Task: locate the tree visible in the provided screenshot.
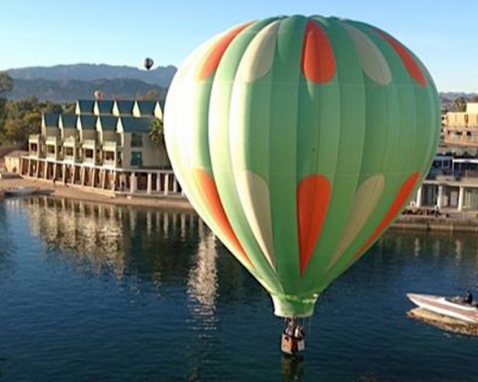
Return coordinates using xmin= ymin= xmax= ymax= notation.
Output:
xmin=0 ymin=73 xmax=13 ymax=137
xmin=141 ymin=89 xmax=160 ymax=100
xmin=0 ymin=72 xmax=13 ymax=97
xmin=63 ymin=102 xmax=76 ymax=114
xmin=1 ymin=97 xmax=44 ymax=146
xmin=453 ymin=97 xmax=467 ymax=112
xmin=44 ymin=102 xmax=63 ymax=114
xmin=149 ymin=118 xmax=170 ymax=168
xmin=149 ymin=118 xmax=164 ymax=147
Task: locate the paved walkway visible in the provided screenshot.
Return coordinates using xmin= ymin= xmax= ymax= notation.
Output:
xmin=0 ymin=177 xmax=193 ymax=211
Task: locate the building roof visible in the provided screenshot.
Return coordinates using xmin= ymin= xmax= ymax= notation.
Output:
xmin=76 ymin=100 xmax=95 ymax=114
xmin=98 ymin=115 xmax=118 ymax=131
xmin=79 ymin=115 xmax=98 ymax=130
xmin=119 ymin=116 xmax=155 ymax=133
xmin=114 ymin=100 xmax=135 ymax=115
xmin=43 ymin=113 xmax=60 ymax=128
xmin=60 ymin=114 xmax=77 ymax=129
xmin=95 ymin=100 xmax=114 ymax=114
xmin=135 ymin=100 xmax=158 ymax=117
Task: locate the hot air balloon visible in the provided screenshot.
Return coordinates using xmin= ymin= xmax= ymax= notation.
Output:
xmin=164 ymin=15 xmax=440 ymax=350
xmin=144 ymin=57 xmax=154 ymax=70
xmin=94 ymin=90 xmax=104 ymax=100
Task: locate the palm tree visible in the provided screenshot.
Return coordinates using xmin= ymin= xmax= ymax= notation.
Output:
xmin=149 ymin=118 xmax=169 ymax=168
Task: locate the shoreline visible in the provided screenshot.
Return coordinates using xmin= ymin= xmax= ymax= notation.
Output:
xmin=0 ymin=177 xmax=194 ymax=212
xmin=3 ymin=177 xmax=478 ymax=232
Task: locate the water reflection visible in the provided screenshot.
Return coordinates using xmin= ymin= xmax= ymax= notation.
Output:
xmin=0 ymin=203 xmax=14 ymax=280
xmin=188 ymin=230 xmax=218 ymax=310
xmin=383 ymin=230 xmax=477 ymax=263
xmin=23 ymin=198 xmax=128 ymax=277
xmin=414 ymin=237 xmax=421 ymax=257
xmin=281 ymin=356 xmax=305 ymax=382
xmin=17 ymin=197 xmax=478 ymax=300
xmin=20 ymin=197 xmax=203 ymax=281
xmin=188 ymin=230 xmax=218 ymax=326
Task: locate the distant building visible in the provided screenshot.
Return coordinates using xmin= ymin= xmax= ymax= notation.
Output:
xmin=21 ymin=99 xmax=181 ymax=196
xmin=4 ymin=150 xmax=28 ymax=173
xmin=412 ymin=155 xmax=478 ymax=211
xmin=443 ymin=102 xmax=478 ymax=146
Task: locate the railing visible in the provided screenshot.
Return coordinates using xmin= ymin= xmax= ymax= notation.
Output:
xmin=103 ymin=159 xmax=116 ymax=167
xmin=45 ymin=136 xmax=59 ymax=145
xmin=82 ymin=139 xmax=97 ymax=148
xmin=46 ymin=152 xmax=58 ymax=159
xmin=63 ymin=136 xmax=78 ymax=146
xmin=103 ymin=140 xmax=118 ymax=150
xmin=63 ymin=155 xmax=77 ymax=163
xmin=29 ymin=134 xmax=41 ymax=143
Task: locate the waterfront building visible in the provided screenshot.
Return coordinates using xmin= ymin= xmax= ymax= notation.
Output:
xmin=21 ymin=99 xmax=180 ymax=196
xmin=443 ymin=102 xmax=478 ymax=146
xmin=10 ymin=97 xmax=478 ymax=210
xmin=413 ymin=155 xmax=478 ymax=212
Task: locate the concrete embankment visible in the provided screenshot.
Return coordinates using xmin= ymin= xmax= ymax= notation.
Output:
xmin=0 ymin=177 xmax=193 ymax=211
xmin=394 ymin=215 xmax=478 ymax=233
xmin=3 ymin=177 xmax=478 ymax=232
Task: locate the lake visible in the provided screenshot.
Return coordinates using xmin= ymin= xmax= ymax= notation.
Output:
xmin=0 ymin=197 xmax=477 ymax=381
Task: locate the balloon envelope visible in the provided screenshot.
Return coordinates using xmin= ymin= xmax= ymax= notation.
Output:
xmin=94 ymin=90 xmax=104 ymax=100
xmin=164 ymin=15 xmax=440 ymax=317
xmin=144 ymin=58 xmax=154 ymax=70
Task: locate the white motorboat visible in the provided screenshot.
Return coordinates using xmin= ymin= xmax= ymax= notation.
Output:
xmin=407 ymin=293 xmax=478 ymax=324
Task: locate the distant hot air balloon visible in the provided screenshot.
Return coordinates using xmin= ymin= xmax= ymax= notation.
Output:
xmin=144 ymin=57 xmax=154 ymax=70
xmin=164 ymin=15 xmax=440 ymax=343
xmin=94 ymin=90 xmax=104 ymax=100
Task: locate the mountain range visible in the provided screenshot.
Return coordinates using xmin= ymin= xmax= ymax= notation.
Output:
xmin=3 ymin=63 xmax=477 ymax=105
xmin=6 ymin=64 xmax=177 ymax=103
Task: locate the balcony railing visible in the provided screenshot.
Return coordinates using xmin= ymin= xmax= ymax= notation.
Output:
xmin=45 ymin=136 xmax=59 ymax=145
xmin=63 ymin=154 xmax=78 ymax=163
xmin=103 ymin=140 xmax=120 ymax=150
xmin=29 ymin=134 xmax=41 ymax=143
xmin=46 ymin=151 xmax=59 ymax=160
xmin=63 ymin=136 xmax=78 ymax=146
xmin=82 ymin=139 xmax=97 ymax=148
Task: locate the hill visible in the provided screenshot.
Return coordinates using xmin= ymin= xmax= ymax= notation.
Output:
xmin=4 ymin=64 xmax=478 ymax=106
xmin=8 ymin=78 xmax=167 ymax=103
xmin=5 ymin=63 xmax=176 ymax=103
xmin=7 ymin=63 xmax=176 ymax=87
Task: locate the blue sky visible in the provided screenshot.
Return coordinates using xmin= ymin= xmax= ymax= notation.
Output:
xmin=0 ymin=0 xmax=476 ymax=92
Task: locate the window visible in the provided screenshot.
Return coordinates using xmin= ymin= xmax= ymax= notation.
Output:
xmin=105 ymin=151 xmax=115 ymax=161
xmin=131 ymin=151 xmax=143 ymax=166
xmin=131 ymin=133 xmax=143 ymax=147
xmin=65 ymin=147 xmax=74 ymax=156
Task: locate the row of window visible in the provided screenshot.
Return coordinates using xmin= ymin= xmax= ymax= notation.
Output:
xmin=30 ymin=144 xmax=143 ymax=167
